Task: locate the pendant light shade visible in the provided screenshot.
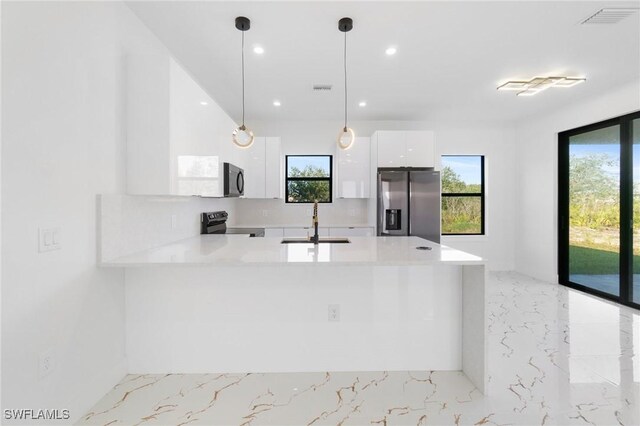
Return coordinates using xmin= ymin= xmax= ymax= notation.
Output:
xmin=337 ymin=17 xmax=355 ymax=150
xmin=232 ymin=16 xmax=255 ymax=149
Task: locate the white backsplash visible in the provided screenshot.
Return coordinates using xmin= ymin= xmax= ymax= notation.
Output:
xmin=98 ymin=194 xmax=237 ymax=262
xmin=234 ymin=198 xmax=370 ymax=227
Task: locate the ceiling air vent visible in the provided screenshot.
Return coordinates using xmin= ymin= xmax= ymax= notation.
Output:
xmin=580 ymin=8 xmax=638 ymax=24
xmin=313 ymin=84 xmax=333 ymax=92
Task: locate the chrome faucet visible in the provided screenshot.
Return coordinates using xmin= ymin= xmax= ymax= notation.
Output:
xmin=310 ymin=200 xmax=319 ymax=244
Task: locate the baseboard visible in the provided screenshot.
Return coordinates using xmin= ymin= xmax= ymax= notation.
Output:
xmin=64 ymin=358 xmax=127 ymax=424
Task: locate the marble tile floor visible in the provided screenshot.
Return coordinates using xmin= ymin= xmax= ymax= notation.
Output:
xmin=79 ymin=272 xmax=639 ymax=426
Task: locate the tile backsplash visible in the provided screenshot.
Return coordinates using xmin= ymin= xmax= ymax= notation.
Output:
xmin=233 ymin=198 xmax=370 ymax=226
xmin=98 ymin=194 xmax=236 ymax=262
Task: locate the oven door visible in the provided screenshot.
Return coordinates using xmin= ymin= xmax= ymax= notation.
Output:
xmin=223 ymin=163 xmax=244 ymax=197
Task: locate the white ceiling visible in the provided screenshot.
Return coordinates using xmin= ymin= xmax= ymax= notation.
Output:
xmin=126 ymin=1 xmax=640 ymax=123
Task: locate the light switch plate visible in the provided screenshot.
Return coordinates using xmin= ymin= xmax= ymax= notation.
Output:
xmin=38 ymin=347 xmax=56 ymax=378
xmin=39 ymin=228 xmax=61 ymax=252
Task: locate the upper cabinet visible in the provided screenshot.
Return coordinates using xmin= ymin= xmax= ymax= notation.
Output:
xmin=374 ymin=130 xmax=435 ymax=168
xmin=126 ymin=57 xmax=238 ymax=197
xmin=237 ymin=136 xmax=283 ymax=199
xmin=336 ymin=136 xmax=370 ymax=198
xmin=265 ymin=137 xmax=283 ymax=199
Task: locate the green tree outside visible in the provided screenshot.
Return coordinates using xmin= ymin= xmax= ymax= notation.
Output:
xmin=287 ymin=165 xmax=331 ymax=203
xmin=441 ymin=166 xmax=482 ymax=234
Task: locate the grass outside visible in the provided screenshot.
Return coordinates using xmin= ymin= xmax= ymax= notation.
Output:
xmin=569 ymin=245 xmax=640 ymax=275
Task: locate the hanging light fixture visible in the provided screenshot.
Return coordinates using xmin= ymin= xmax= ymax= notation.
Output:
xmin=337 ymin=17 xmax=355 ymax=150
xmin=232 ymin=16 xmax=255 ymax=149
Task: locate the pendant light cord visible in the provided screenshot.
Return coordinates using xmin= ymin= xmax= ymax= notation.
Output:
xmin=241 ymin=30 xmax=246 ymax=127
xmin=343 ymin=31 xmax=348 ymax=130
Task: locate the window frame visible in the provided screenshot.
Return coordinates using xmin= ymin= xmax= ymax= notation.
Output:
xmin=558 ymin=110 xmax=640 ymax=310
xmin=285 ymin=155 xmax=333 ymax=204
xmin=441 ymin=155 xmax=485 ymax=236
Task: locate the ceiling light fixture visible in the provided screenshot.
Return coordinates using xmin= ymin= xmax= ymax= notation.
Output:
xmin=385 ymin=47 xmax=397 ymax=56
xmin=358 ymin=101 xmax=367 ymax=107
xmin=497 ymin=76 xmax=586 ymax=97
xmin=200 ymin=101 xmax=209 ymax=106
xmin=337 ymin=17 xmax=355 ymax=150
xmin=232 ymin=16 xmax=255 ymax=149
xmin=253 ymin=46 xmax=264 ymax=54
xmin=273 ymin=100 xmax=281 ymax=107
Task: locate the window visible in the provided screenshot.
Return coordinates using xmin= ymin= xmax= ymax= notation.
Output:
xmin=285 ymin=155 xmax=333 ymax=203
xmin=441 ymin=155 xmax=485 ymax=235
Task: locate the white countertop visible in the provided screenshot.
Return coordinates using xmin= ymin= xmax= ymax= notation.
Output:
xmin=101 ymin=235 xmax=484 ymax=267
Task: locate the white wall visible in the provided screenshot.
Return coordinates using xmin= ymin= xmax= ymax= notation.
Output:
xmin=0 ymin=2 xmax=188 ymax=423
xmin=514 ymin=80 xmax=640 ymax=283
xmin=247 ymin=120 xmax=517 ymax=271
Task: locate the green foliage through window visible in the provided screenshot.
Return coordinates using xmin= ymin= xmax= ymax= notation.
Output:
xmin=441 ymin=156 xmax=484 ymax=235
xmin=286 ymin=156 xmax=332 ymax=203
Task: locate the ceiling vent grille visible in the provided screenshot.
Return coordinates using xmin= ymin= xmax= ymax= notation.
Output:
xmin=313 ymin=84 xmax=333 ymax=91
xmin=580 ymin=8 xmax=638 ymax=24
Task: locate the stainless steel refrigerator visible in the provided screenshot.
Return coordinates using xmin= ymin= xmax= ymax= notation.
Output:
xmin=377 ymin=169 xmax=441 ymax=243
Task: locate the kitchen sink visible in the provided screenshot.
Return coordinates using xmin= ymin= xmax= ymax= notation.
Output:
xmin=281 ymin=237 xmax=351 ymax=244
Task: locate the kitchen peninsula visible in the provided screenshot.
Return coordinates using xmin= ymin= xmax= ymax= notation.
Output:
xmin=102 ymin=235 xmax=488 ymax=394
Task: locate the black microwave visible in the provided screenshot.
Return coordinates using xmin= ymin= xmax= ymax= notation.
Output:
xmin=223 ymin=162 xmax=244 ymax=197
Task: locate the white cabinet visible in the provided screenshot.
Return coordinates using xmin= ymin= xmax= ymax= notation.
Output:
xmin=238 ymin=136 xmax=282 ymax=199
xmin=329 ymin=227 xmax=374 ymax=237
xmin=283 ymin=227 xmax=330 ymax=238
xmin=265 ymin=137 xmax=283 ymax=199
xmin=374 ymin=131 xmax=435 ymax=168
xmin=127 ymin=57 xmax=237 ymax=196
xmin=240 ymin=137 xmax=266 ymax=198
xmin=264 ymin=228 xmax=284 ymax=237
xmin=376 ymin=131 xmax=405 ymax=167
xmin=405 ymin=131 xmax=435 ymax=167
xmin=336 ymin=137 xmax=370 ymax=198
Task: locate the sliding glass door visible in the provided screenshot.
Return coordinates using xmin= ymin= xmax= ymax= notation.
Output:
xmin=559 ymin=111 xmax=640 ymax=309
xmin=634 ymin=118 xmax=640 ymax=305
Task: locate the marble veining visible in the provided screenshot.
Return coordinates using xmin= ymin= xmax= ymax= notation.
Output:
xmin=79 ymin=272 xmax=639 ymax=425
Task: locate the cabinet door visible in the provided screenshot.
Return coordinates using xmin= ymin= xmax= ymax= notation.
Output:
xmin=405 ymin=131 xmax=435 ymax=167
xmin=283 ymin=227 xmax=329 ymax=238
xmin=376 ymin=131 xmax=406 ymax=167
xmin=265 ymin=137 xmax=282 ymax=199
xmin=239 ymin=137 xmax=266 ymax=198
xmin=264 ymin=228 xmax=284 ymax=237
xmin=337 ymin=137 xmax=370 ymax=198
xmin=329 ymin=227 xmax=374 ymax=237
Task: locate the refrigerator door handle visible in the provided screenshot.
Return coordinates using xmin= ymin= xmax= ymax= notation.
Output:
xmin=377 ymin=173 xmax=383 ymax=235
xmin=408 ymin=177 xmax=412 ymax=235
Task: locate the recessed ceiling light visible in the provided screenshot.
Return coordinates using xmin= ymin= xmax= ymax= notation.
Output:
xmin=273 ymin=100 xmax=281 ymax=107
xmin=358 ymin=101 xmax=367 ymax=107
xmin=385 ymin=47 xmax=397 ymax=56
xmin=253 ymin=46 xmax=264 ymax=54
xmin=200 ymin=101 xmax=209 ymax=106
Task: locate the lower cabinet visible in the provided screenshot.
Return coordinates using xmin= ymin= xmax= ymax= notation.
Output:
xmin=329 ymin=227 xmax=374 ymax=237
xmin=263 ymin=228 xmax=284 ymax=238
xmin=263 ymin=226 xmax=374 ymax=238
xmin=283 ymin=227 xmax=330 ymax=238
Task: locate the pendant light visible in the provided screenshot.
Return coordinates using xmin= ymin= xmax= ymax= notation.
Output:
xmin=337 ymin=17 xmax=355 ymax=150
xmin=232 ymin=16 xmax=255 ymax=149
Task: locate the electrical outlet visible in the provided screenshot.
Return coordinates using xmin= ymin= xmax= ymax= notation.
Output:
xmin=39 ymin=228 xmax=61 ymax=252
xmin=328 ymin=304 xmax=340 ymax=322
xmin=171 ymin=214 xmax=177 ymax=229
xmin=348 ymin=209 xmax=356 ymax=217
xmin=38 ymin=348 xmax=56 ymax=378
xmin=262 ymin=210 xmax=269 ymax=217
